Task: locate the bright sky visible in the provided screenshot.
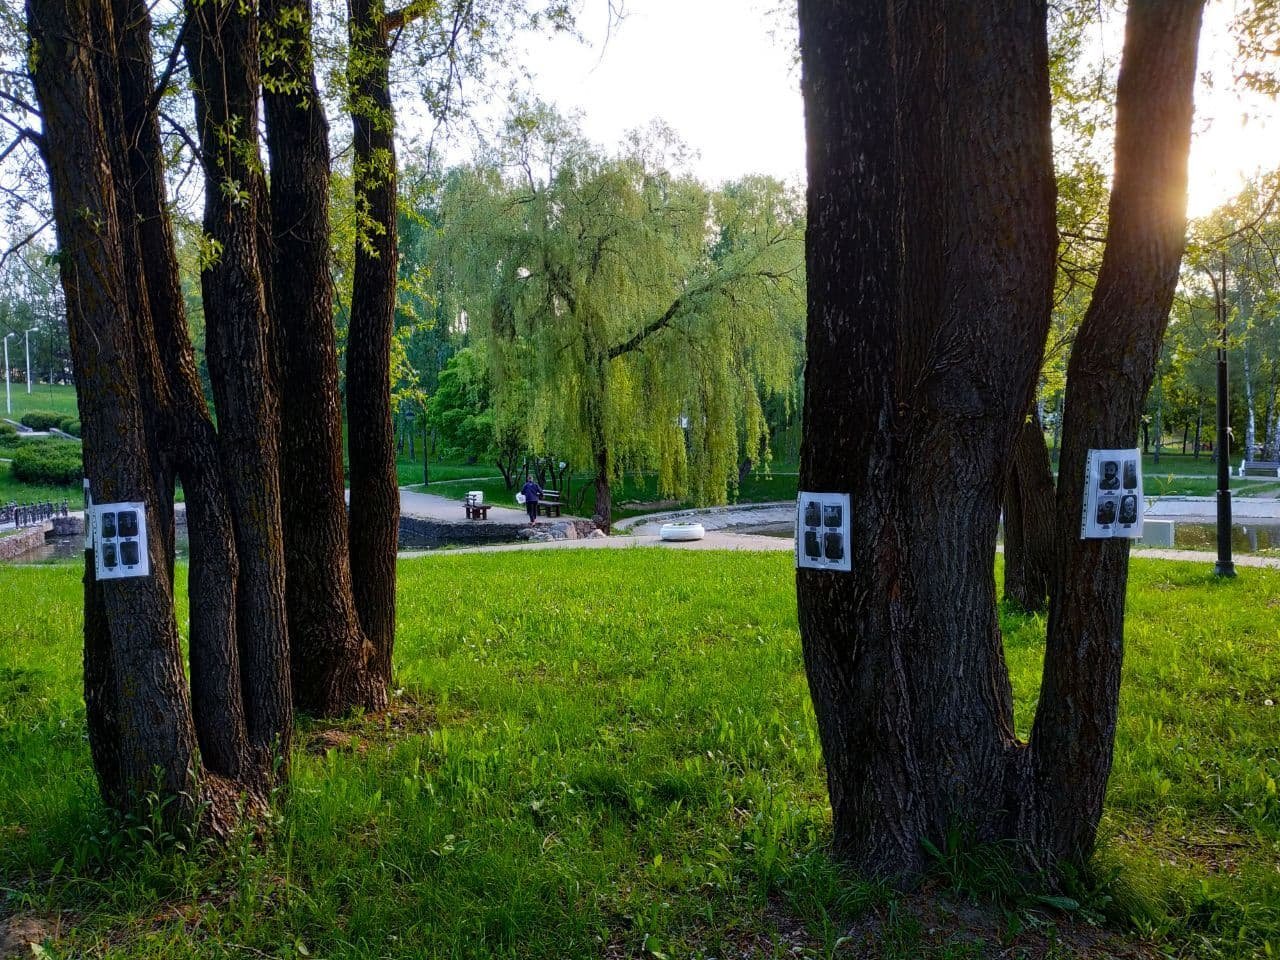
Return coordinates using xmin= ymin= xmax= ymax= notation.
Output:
xmin=498 ymin=0 xmax=1279 ymax=220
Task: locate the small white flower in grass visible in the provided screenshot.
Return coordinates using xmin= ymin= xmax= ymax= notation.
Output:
xmin=1265 ymin=699 xmax=1274 ymax=707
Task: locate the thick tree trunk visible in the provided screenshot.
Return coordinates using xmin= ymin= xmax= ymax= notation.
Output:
xmin=185 ymin=0 xmax=294 ymax=772
xmin=28 ymin=0 xmax=199 ymax=820
xmin=796 ymin=0 xmax=1055 ymax=879
xmin=1003 ymin=411 xmax=1056 ymax=613
xmin=1029 ymin=0 xmax=1204 ymax=868
xmin=593 ymin=445 xmax=612 ymax=532
xmin=346 ymin=0 xmax=398 ymax=704
xmin=111 ymin=0 xmax=251 ymax=782
xmin=262 ymin=0 xmax=379 ymax=716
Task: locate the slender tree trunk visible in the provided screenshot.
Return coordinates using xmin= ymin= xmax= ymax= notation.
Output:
xmin=1182 ymin=421 xmax=1188 ymax=455
xmin=1264 ymin=366 xmax=1280 ymax=460
xmin=1195 ymin=398 xmax=1203 ymax=458
xmin=185 ymin=0 xmax=294 ymax=772
xmin=262 ymin=0 xmax=379 ymax=716
xmin=796 ymin=0 xmax=1055 ymax=879
xmin=1153 ymin=375 xmax=1164 ymax=466
xmin=1003 ymin=410 xmax=1056 ymax=613
xmin=1243 ymin=336 xmax=1257 ymax=459
xmin=1029 ymin=0 xmax=1204 ymax=867
xmin=346 ymin=0 xmax=398 ymax=703
xmin=28 ymin=0 xmax=199 ymax=821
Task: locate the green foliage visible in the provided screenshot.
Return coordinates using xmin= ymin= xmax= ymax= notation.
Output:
xmin=18 ymin=409 xmax=62 ymax=431
xmin=0 ymin=421 xmax=14 ymax=438
xmin=10 ymin=437 xmax=83 ymax=485
xmin=58 ymin=416 xmax=80 ymax=437
xmin=1 ymin=555 xmax=1280 ymax=955
xmin=426 ymin=347 xmax=494 ymax=462
xmin=439 ymin=107 xmax=806 ymax=507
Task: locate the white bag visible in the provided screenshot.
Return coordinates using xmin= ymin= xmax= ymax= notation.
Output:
xmin=516 ymin=493 xmax=526 ymax=504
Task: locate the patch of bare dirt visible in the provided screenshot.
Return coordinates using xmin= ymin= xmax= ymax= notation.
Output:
xmin=0 ymin=915 xmax=59 ymax=959
xmin=301 ymin=694 xmax=440 ymax=757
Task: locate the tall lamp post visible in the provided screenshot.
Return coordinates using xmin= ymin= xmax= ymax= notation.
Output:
xmin=1208 ymin=252 xmax=1235 ymax=578
xmin=24 ymin=328 xmax=38 ymax=393
xmin=3 ymin=333 xmax=14 ymax=416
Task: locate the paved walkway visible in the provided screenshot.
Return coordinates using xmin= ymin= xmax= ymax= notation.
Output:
xmin=399 ymin=487 xmax=532 ymax=524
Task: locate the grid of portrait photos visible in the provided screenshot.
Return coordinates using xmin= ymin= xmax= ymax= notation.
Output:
xmin=1080 ymin=448 xmax=1143 ymax=539
xmin=796 ymin=492 xmax=852 ymax=571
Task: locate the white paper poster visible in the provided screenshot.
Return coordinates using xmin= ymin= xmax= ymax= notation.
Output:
xmin=93 ymin=502 xmax=151 ymax=580
xmin=796 ymin=492 xmax=852 ymax=571
xmin=1080 ymin=449 xmax=1143 ymax=539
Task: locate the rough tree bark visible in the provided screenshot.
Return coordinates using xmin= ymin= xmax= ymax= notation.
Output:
xmin=112 ymin=0 xmax=250 ymax=783
xmin=1003 ymin=410 xmax=1056 ymax=613
xmin=185 ymin=0 xmax=294 ymax=770
xmin=261 ymin=0 xmax=381 ymax=716
xmin=346 ymin=0 xmax=399 ymax=702
xmin=1029 ymin=0 xmax=1204 ymax=868
xmin=796 ymin=0 xmax=1203 ymax=881
xmin=28 ymin=0 xmax=200 ymax=822
xmin=795 ymin=0 xmax=1056 ymax=879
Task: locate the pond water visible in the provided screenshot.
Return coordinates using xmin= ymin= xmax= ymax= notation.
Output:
xmin=723 ymin=520 xmax=1280 ymax=554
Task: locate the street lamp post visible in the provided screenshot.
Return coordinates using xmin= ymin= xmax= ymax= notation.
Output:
xmin=24 ymin=328 xmax=37 ymax=394
xmin=3 ymin=333 xmax=14 ymax=416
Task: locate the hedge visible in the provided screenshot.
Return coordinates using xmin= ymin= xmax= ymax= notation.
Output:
xmin=57 ymin=417 xmax=81 ymax=437
xmin=10 ymin=439 xmax=83 ymax=486
xmin=19 ymin=410 xmax=63 ymax=431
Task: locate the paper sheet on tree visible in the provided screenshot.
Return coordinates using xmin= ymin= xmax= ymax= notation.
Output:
xmin=1080 ymin=448 xmax=1143 ymax=539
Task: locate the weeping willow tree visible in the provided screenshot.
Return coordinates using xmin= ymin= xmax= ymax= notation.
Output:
xmin=440 ymin=112 xmax=805 ymax=528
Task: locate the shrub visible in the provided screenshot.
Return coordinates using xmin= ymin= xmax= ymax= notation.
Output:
xmin=0 ymin=421 xmax=15 ymax=438
xmin=11 ymin=439 xmax=83 ymax=486
xmin=58 ymin=417 xmax=81 ymax=437
xmin=19 ymin=410 xmax=63 ymax=431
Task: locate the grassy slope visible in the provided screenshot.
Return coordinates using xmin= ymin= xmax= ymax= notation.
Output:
xmin=1 ymin=552 xmax=1278 ymax=957
xmin=1 ymin=385 xmax=83 ymax=507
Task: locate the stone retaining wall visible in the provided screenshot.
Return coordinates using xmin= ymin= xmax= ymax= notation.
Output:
xmin=399 ymin=516 xmax=596 ymax=550
xmin=0 ymin=522 xmax=52 ymax=561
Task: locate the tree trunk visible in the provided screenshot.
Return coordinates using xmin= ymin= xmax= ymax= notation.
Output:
xmin=1243 ymin=336 xmax=1257 ymax=459
xmin=28 ymin=0 xmax=200 ymax=822
xmin=1265 ymin=367 xmax=1280 ymax=460
xmin=346 ymin=0 xmax=398 ymax=704
xmin=111 ymin=0 xmax=251 ymax=783
xmin=796 ymin=0 xmax=1056 ymax=879
xmin=1003 ymin=411 xmax=1056 ymax=613
xmin=1195 ymin=398 xmax=1203 ymax=458
xmin=593 ymin=444 xmax=612 ymax=532
xmin=1153 ymin=375 xmax=1164 ymax=465
xmin=1029 ymin=0 xmax=1203 ymax=868
xmin=1182 ymin=421 xmax=1188 ymax=455
xmin=185 ymin=0 xmax=294 ymax=772
xmin=261 ymin=0 xmax=379 ymax=716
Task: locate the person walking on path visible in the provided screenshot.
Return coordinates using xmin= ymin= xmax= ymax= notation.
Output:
xmin=520 ymin=476 xmax=542 ymax=525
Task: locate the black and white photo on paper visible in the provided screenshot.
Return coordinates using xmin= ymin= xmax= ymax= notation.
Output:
xmin=1119 ymin=494 xmax=1138 ymax=525
xmin=1080 ymin=448 xmax=1144 ymax=540
xmin=1100 ymin=460 xmax=1120 ymax=490
xmin=797 ymin=492 xmax=852 ymax=572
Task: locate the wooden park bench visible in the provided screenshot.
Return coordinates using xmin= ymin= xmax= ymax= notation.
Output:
xmin=537 ymin=490 xmax=563 ymax=518
xmin=1238 ymin=459 xmax=1280 ymax=478
xmin=464 ymin=493 xmax=491 ymax=520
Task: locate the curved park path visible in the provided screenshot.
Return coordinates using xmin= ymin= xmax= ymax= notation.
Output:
xmin=398 ymin=491 xmax=1280 ymax=568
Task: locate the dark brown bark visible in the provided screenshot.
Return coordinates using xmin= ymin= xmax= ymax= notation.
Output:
xmin=347 ymin=0 xmax=399 ymax=702
xmin=185 ymin=0 xmax=294 ymax=769
xmin=795 ymin=0 xmax=1056 ymax=879
xmin=109 ymin=0 xmax=252 ymax=781
xmin=1002 ymin=411 xmax=1056 ymax=613
xmin=1029 ymin=0 xmax=1204 ymax=868
xmin=262 ymin=0 xmax=379 ymax=716
xmin=28 ymin=0 xmax=199 ymax=818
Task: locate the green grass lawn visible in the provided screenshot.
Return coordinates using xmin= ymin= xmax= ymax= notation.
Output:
xmin=0 ymin=383 xmax=78 ymax=424
xmin=1 ymin=552 xmax=1278 ymax=957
